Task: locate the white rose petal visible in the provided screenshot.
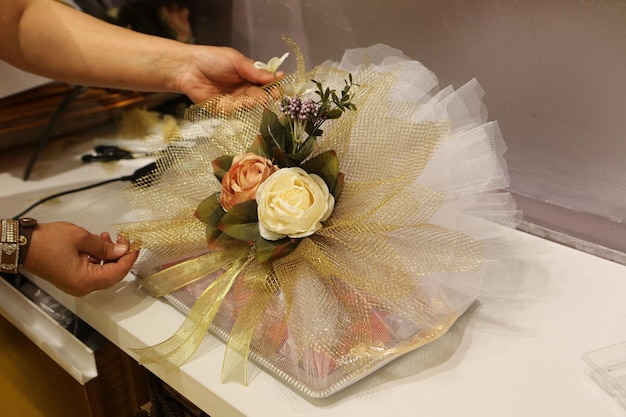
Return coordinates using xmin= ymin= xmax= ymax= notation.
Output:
xmin=256 ymin=167 xmax=335 ymax=241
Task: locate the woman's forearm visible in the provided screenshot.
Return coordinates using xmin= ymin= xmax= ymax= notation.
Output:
xmin=1 ymin=0 xmax=189 ymax=93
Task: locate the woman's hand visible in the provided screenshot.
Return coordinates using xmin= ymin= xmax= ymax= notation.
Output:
xmin=177 ymin=45 xmax=281 ymax=103
xmin=23 ymin=222 xmax=139 ymax=296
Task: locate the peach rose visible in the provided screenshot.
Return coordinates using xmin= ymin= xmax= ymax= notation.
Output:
xmin=220 ymin=153 xmax=277 ymax=211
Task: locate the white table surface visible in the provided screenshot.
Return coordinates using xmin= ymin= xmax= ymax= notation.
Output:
xmin=1 ymin=133 xmax=625 ymax=416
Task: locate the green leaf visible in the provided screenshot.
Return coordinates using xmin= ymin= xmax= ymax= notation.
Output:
xmin=206 ymin=223 xmax=232 ymax=250
xmin=195 ymin=193 xmax=225 ymax=225
xmin=220 ymin=222 xmax=261 ymax=243
xmin=220 ymin=200 xmax=260 ymax=242
xmin=299 ymin=136 xmax=316 ymax=154
xmin=256 ymin=237 xmax=300 ymax=264
xmin=221 ymin=199 xmax=258 ymax=223
xmin=308 ymin=128 xmax=323 ymax=137
xmin=286 ymin=137 xmax=315 ymax=164
xmin=304 ymin=121 xmax=320 ymax=137
xmin=301 ymin=150 xmax=339 ymax=191
xmin=212 ymin=155 xmax=233 ymax=182
xmin=260 ymin=109 xmax=288 ymax=150
xmin=331 ymin=172 xmax=345 ymax=201
xmin=326 ymin=108 xmax=343 ymax=119
xmin=195 ymin=193 xmax=231 ymax=249
xmin=247 ymin=133 xmax=270 ymax=158
xmin=323 ymin=88 xmax=331 ymax=101
xmin=272 ymin=146 xmax=289 ymax=168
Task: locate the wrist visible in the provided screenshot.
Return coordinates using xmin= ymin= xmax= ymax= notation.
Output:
xmin=168 ymin=43 xmax=196 ymax=96
xmin=1 ymin=218 xmax=38 ymax=274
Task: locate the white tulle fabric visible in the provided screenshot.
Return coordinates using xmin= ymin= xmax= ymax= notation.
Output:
xmin=329 ymin=44 xmax=520 ymax=305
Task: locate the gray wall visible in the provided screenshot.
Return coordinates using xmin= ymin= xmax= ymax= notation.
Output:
xmin=207 ymin=0 xmax=626 ymax=260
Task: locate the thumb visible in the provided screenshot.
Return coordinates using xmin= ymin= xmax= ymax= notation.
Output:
xmin=78 ymin=234 xmax=129 ymax=261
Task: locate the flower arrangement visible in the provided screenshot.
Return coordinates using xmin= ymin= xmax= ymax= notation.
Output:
xmin=195 ymin=54 xmax=357 ymax=263
xmin=115 ymin=42 xmax=516 ymax=398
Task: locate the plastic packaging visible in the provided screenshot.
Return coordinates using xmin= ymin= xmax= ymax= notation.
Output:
xmin=583 ymin=341 xmax=626 ymax=410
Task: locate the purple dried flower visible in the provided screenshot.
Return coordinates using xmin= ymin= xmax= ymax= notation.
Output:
xmin=281 ymin=95 xmax=319 ymax=122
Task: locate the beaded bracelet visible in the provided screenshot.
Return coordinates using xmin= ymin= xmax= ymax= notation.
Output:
xmin=0 ymin=218 xmax=38 ymax=274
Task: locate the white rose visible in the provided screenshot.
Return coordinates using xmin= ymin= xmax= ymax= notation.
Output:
xmin=256 ymin=167 xmax=335 ymax=241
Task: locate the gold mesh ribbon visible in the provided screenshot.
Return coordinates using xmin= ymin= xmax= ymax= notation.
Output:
xmin=116 ymin=41 xmax=484 ymax=388
xmin=132 ymin=253 xmax=252 ymax=367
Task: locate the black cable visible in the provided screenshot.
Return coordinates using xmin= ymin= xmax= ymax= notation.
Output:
xmin=13 ymin=177 xmax=122 ymax=219
xmin=22 ymin=85 xmax=87 ymax=181
xmin=13 ymin=161 xmax=158 ymax=219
